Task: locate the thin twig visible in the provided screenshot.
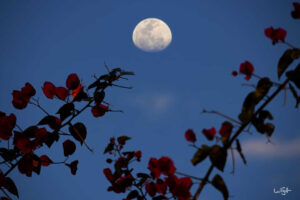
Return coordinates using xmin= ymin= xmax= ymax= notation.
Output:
xmin=202 ymin=109 xmax=241 ymax=125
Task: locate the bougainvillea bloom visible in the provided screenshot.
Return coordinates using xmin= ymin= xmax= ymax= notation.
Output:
xmin=145 ymin=182 xmax=157 ymax=197
xmin=65 ymin=160 xmax=78 ymax=175
xmin=232 ymin=71 xmax=238 ymax=77
xmin=239 ymin=61 xmax=254 ymax=81
xmin=291 ymin=2 xmax=300 ymax=19
xmin=103 ymin=168 xmax=115 ymax=183
xmin=12 ymin=83 xmax=36 ymax=109
xmin=40 ymin=155 xmax=53 ymax=167
xmin=0 ymin=112 xmax=16 ymax=140
xmin=18 ymin=155 xmax=34 ymax=177
xmin=202 ymin=127 xmax=217 ymax=140
xmin=166 ymin=175 xmax=193 ymax=200
xmin=156 ymin=179 xmax=167 ymax=194
xmin=148 ymin=158 xmax=161 ymax=178
xmin=219 ymin=121 xmax=233 ymax=138
xmin=66 ymin=73 xmax=80 ymax=90
xmin=63 ymin=140 xmax=76 ymax=157
xmin=264 ymin=27 xmax=287 ymax=44
xmin=107 ymin=174 xmax=134 ymax=193
xmin=158 ymin=156 xmax=176 ymax=176
xmin=42 ymin=82 xmax=56 ymax=99
xmin=55 ymin=87 xmax=69 ymax=101
xmin=184 ymin=129 xmax=196 ymax=142
xmin=91 ymin=104 xmax=109 ymax=117
xmin=135 ymin=150 xmax=142 ymax=161
xmin=71 ymin=84 xmax=83 ymax=98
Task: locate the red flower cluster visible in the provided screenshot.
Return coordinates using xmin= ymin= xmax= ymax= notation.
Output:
xmin=148 ymin=157 xmax=176 ymax=179
xmin=202 ymin=127 xmax=216 ymax=140
xmin=184 ymin=129 xmax=196 ymax=142
xmin=264 ymin=27 xmax=287 ymax=44
xmin=146 ymin=157 xmax=192 ymax=199
xmin=0 ymin=111 xmax=16 ymax=140
xmin=291 ymin=2 xmax=300 ymax=19
xmin=42 ymin=73 xmax=81 ymax=101
xmin=239 ymin=61 xmax=254 ymax=81
xmin=103 ymin=168 xmax=134 ymax=193
xmin=12 ymin=83 xmax=36 ymax=109
xmin=40 ymin=155 xmax=53 ymax=167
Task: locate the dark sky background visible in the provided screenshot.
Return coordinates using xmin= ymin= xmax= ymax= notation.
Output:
xmin=0 ymin=0 xmax=300 ymax=199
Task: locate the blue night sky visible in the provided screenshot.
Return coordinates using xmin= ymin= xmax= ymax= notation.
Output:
xmin=0 ymin=0 xmax=300 ymax=199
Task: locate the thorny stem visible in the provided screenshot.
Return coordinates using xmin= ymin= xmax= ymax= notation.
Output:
xmin=192 ymin=79 xmax=289 ymax=200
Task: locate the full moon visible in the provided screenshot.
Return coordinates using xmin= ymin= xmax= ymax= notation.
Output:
xmin=132 ymin=18 xmax=172 ymax=52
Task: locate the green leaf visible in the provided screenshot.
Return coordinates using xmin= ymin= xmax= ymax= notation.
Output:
xmin=211 ymin=174 xmax=229 ymax=200
xmin=278 ymin=48 xmax=300 ymax=79
xmin=191 ymin=145 xmax=211 ymax=166
xmin=209 ymin=145 xmax=227 ymax=171
xmin=69 ymin=122 xmax=87 ymax=145
xmin=236 ymin=139 xmax=247 ymax=165
xmin=289 ymin=83 xmax=300 ymax=108
xmin=3 ymin=177 xmax=19 ymax=198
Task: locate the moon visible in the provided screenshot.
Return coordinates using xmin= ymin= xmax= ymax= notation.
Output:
xmin=132 ymin=18 xmax=172 ymax=52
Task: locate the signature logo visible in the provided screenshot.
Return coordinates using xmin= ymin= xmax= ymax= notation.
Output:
xmin=273 ymin=187 xmax=292 ymax=196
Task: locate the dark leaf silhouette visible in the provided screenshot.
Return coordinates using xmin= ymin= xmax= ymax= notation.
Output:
xmin=211 ymin=174 xmax=229 ymax=200
xmin=277 ymin=48 xmax=300 ymax=79
xmin=63 ymin=140 xmax=76 ymax=157
xmin=289 ymin=83 xmax=300 ymax=108
xmin=69 ymin=122 xmax=87 ymax=145
xmin=191 ymin=145 xmax=210 ymax=166
xmin=236 ymin=139 xmax=246 ymax=165
xmin=3 ymin=177 xmax=19 ymax=198
xmin=127 ymin=190 xmax=139 ymax=199
xmin=286 ymin=63 xmax=300 ymax=88
xmin=57 ymin=103 xmax=74 ymax=121
xmin=209 ymin=145 xmax=227 ymax=171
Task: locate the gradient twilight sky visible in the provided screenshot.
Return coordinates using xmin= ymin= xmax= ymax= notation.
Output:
xmin=0 ymin=0 xmax=300 ymax=199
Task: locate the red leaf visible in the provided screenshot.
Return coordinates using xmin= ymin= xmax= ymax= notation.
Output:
xmin=42 ymin=82 xmax=56 ymax=99
xmin=264 ymin=27 xmax=287 ymax=44
xmin=63 ymin=139 xmax=76 ymax=157
xmin=66 ymin=73 xmax=80 ymax=90
xmin=0 ymin=113 xmax=16 ymax=140
xmin=219 ymin=122 xmax=233 ymax=138
xmin=103 ymin=168 xmax=115 ymax=183
xmin=291 ymin=2 xmax=300 ymax=19
xmin=158 ymin=156 xmax=176 ymax=176
xmin=145 ymin=182 xmax=157 ymax=197
xmin=21 ymin=82 xmax=36 ymax=99
xmin=55 ymin=87 xmax=69 ymax=101
xmin=91 ymin=104 xmax=109 ymax=117
xmin=12 ymin=90 xmax=28 ymax=109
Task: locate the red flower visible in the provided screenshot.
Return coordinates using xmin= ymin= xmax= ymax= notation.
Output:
xmin=0 ymin=112 xmax=16 ymax=140
xmin=65 ymin=160 xmax=78 ymax=175
xmin=156 ymin=179 xmax=167 ymax=194
xmin=11 ymin=82 xmax=36 ymax=109
xmin=291 ymin=2 xmax=300 ymax=19
xmin=63 ymin=140 xmax=76 ymax=157
xmin=40 ymin=155 xmax=52 ymax=166
xmin=91 ymin=104 xmax=109 ymax=117
xmin=55 ymin=87 xmax=69 ymax=101
xmin=145 ymin=182 xmax=157 ymax=197
xmin=148 ymin=158 xmax=161 ymax=179
xmin=42 ymin=82 xmax=56 ymax=99
xmin=239 ymin=61 xmax=254 ymax=81
xmin=13 ymin=131 xmax=33 ymax=154
xmin=264 ymin=27 xmax=287 ymax=44
xmin=158 ymin=156 xmax=176 ymax=176
xmin=166 ymin=175 xmax=192 ymax=200
xmin=135 ymin=150 xmax=142 ymax=161
xmin=232 ymin=71 xmax=238 ymax=77
xmin=107 ymin=174 xmax=134 ymax=193
xmin=219 ymin=121 xmax=233 ymax=138
xmin=103 ymin=168 xmax=115 ymax=183
xmin=184 ymin=129 xmax=196 ymax=142
xmin=202 ymin=127 xmax=216 ymax=140
xmin=21 ymin=83 xmax=36 ymax=99
xmin=18 ymin=154 xmax=34 ymax=177
xmin=66 ymin=73 xmax=80 ymax=90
